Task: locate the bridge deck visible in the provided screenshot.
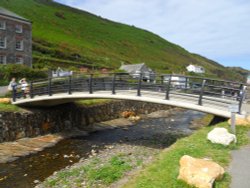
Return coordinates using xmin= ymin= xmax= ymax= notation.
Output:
xmin=13 ymin=90 xmax=241 ymax=118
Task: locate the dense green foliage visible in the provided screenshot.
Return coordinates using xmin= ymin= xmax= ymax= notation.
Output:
xmin=123 ymin=123 xmax=250 ymax=188
xmin=0 ymin=0 xmax=247 ymax=81
xmin=0 ymin=64 xmax=47 ymax=83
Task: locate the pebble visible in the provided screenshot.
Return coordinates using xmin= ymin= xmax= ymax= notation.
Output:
xmin=34 ymin=180 xmax=40 ymax=184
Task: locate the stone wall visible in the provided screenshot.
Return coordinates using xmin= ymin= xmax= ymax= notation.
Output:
xmin=0 ymin=100 xmax=171 ymax=142
xmin=0 ymin=14 xmax=32 ymax=67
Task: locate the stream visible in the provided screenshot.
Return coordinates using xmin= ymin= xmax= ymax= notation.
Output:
xmin=0 ymin=109 xmax=205 ymax=188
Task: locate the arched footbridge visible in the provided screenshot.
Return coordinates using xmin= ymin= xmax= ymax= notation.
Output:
xmin=12 ymin=73 xmax=248 ymax=118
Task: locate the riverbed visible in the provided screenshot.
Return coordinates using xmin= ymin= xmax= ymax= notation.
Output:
xmin=0 ymin=109 xmax=205 ymax=188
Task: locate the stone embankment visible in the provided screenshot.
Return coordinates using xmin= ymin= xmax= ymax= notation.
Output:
xmin=0 ymin=100 xmax=171 ymax=163
xmin=0 ymin=100 xmax=171 ymax=143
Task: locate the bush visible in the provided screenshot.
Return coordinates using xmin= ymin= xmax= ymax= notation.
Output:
xmin=0 ymin=64 xmax=48 ymax=84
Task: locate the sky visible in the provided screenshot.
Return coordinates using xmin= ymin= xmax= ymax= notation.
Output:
xmin=55 ymin=0 xmax=250 ymax=70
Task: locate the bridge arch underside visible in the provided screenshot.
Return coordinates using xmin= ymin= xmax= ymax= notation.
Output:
xmin=13 ymin=90 xmax=238 ymax=118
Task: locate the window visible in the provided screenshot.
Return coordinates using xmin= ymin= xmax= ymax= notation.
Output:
xmin=0 ymin=37 xmax=6 ymax=48
xmin=15 ymin=24 xmax=23 ymax=33
xmin=16 ymin=56 xmax=24 ymax=64
xmin=0 ymin=21 xmax=6 ymax=30
xmin=0 ymin=55 xmax=6 ymax=64
xmin=16 ymin=40 xmax=23 ymax=51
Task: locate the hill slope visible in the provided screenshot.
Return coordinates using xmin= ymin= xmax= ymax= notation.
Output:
xmin=0 ymin=0 xmax=247 ymax=81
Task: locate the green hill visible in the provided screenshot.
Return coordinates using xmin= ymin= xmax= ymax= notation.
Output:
xmin=0 ymin=0 xmax=247 ymax=81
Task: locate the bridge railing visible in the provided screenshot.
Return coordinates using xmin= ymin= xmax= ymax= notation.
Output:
xmin=12 ymin=73 xmax=247 ymax=114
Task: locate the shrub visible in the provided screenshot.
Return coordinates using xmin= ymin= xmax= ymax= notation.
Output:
xmin=0 ymin=64 xmax=48 ymax=83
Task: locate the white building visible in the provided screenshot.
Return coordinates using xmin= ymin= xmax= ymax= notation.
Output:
xmin=52 ymin=67 xmax=73 ymax=78
xmin=186 ymin=64 xmax=205 ymax=74
xmin=247 ymin=74 xmax=250 ymax=84
xmin=163 ymin=75 xmax=189 ymax=89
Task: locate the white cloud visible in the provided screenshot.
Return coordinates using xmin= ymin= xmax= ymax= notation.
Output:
xmin=55 ymin=0 xmax=250 ymax=69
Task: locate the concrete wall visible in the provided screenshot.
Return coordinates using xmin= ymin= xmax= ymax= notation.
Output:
xmin=0 ymin=100 xmax=171 ymax=142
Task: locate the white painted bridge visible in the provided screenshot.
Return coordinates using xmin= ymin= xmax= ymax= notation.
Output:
xmin=12 ymin=73 xmax=248 ymax=118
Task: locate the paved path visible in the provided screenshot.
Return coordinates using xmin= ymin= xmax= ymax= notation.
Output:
xmin=228 ymin=132 xmax=250 ymax=188
xmin=0 ymin=86 xmax=7 ymax=96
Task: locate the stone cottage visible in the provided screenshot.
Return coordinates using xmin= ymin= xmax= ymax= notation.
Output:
xmin=0 ymin=7 xmax=32 ymax=67
xmin=119 ymin=63 xmax=155 ymax=82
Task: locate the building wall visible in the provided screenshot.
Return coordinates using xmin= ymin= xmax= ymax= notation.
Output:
xmin=247 ymin=75 xmax=250 ymax=85
xmin=186 ymin=65 xmax=205 ymax=73
xmin=0 ymin=15 xmax=32 ymax=67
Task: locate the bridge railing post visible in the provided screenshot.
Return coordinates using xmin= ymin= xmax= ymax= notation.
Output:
xmin=185 ymin=77 xmax=188 ymax=92
xmin=112 ymin=73 xmax=116 ymax=95
xmin=89 ymin=74 xmax=93 ymax=94
xmin=165 ymin=75 xmax=172 ymax=100
xmin=48 ymin=78 xmax=52 ymax=96
xmin=198 ymin=79 xmax=207 ymax=105
xmin=137 ymin=73 xmax=143 ymax=96
xmin=238 ymin=84 xmax=246 ymax=114
xmin=12 ymin=85 xmax=16 ymax=102
xmin=68 ymin=76 xmax=72 ymax=95
xmin=30 ymin=81 xmax=33 ymax=98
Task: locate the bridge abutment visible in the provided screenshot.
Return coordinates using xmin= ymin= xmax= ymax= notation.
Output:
xmin=0 ymin=100 xmax=172 ymax=143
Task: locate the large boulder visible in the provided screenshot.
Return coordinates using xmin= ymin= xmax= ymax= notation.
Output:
xmin=207 ymin=128 xmax=236 ymax=146
xmin=178 ymin=155 xmax=225 ymax=188
xmin=228 ymin=116 xmax=250 ymax=127
xmin=0 ymin=98 xmax=11 ymax=104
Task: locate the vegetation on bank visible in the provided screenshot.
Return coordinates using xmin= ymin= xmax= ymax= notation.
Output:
xmin=0 ymin=0 xmax=247 ymax=82
xmin=39 ymin=119 xmax=250 ymax=188
xmin=0 ymin=103 xmax=21 ymax=112
xmin=123 ymin=123 xmax=250 ymax=188
xmin=75 ymin=99 xmax=113 ymax=106
xmin=0 ymin=64 xmax=47 ymax=86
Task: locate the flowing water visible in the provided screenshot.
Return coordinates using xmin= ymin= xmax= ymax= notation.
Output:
xmin=0 ymin=110 xmax=205 ymax=188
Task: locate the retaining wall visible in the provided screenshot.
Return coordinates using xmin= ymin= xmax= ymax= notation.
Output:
xmin=0 ymin=100 xmax=171 ymax=142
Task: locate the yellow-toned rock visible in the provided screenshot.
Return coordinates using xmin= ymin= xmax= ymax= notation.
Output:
xmin=228 ymin=116 xmax=250 ymax=127
xmin=128 ymin=115 xmax=141 ymax=122
xmin=178 ymin=155 xmax=225 ymax=188
xmin=0 ymin=98 xmax=11 ymax=104
xmin=121 ymin=111 xmax=136 ymax=118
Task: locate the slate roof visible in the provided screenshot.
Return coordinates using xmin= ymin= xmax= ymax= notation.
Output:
xmin=120 ymin=63 xmax=145 ymax=74
xmin=0 ymin=7 xmax=31 ymax=23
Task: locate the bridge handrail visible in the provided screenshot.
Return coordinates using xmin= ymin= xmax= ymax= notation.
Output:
xmin=161 ymin=74 xmax=246 ymax=85
xmin=12 ymin=73 xmax=247 ymax=114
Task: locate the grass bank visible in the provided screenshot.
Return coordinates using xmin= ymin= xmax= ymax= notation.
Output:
xmin=0 ymin=103 xmax=21 ymax=112
xmin=123 ymin=122 xmax=250 ymax=188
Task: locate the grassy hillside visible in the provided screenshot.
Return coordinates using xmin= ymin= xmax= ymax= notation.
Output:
xmin=0 ymin=0 xmax=247 ymax=81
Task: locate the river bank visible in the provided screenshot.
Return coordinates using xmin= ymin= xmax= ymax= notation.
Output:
xmin=33 ymin=109 xmax=205 ymax=188
xmin=0 ymin=108 xmax=206 ymax=188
